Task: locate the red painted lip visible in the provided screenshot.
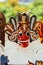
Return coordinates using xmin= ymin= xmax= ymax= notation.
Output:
xmin=19 ymin=42 xmax=29 ymax=48
xmin=18 ymin=39 xmax=30 ymax=48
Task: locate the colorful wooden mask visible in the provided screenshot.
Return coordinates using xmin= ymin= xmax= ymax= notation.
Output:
xmin=5 ymin=12 xmax=43 ymax=47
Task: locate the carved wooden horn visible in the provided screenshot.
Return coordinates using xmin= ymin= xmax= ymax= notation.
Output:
xmin=17 ymin=12 xmax=22 ymax=22
xmin=9 ymin=17 xmax=17 ymax=30
xmin=30 ymin=15 xmax=37 ymax=30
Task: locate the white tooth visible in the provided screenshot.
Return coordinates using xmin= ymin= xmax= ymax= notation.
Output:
xmin=18 ymin=40 xmax=30 ymax=43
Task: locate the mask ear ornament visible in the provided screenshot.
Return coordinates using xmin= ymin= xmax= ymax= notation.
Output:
xmin=5 ymin=17 xmax=18 ymax=42
xmin=30 ymin=30 xmax=38 ymax=42
xmin=30 ymin=15 xmax=38 ymax=42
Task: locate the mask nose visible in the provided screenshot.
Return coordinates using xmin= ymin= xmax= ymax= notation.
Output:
xmin=23 ymin=34 xmax=30 ymax=40
xmin=18 ymin=33 xmax=30 ymax=48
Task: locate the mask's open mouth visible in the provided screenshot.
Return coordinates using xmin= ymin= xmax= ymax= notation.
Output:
xmin=18 ymin=40 xmax=30 ymax=48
